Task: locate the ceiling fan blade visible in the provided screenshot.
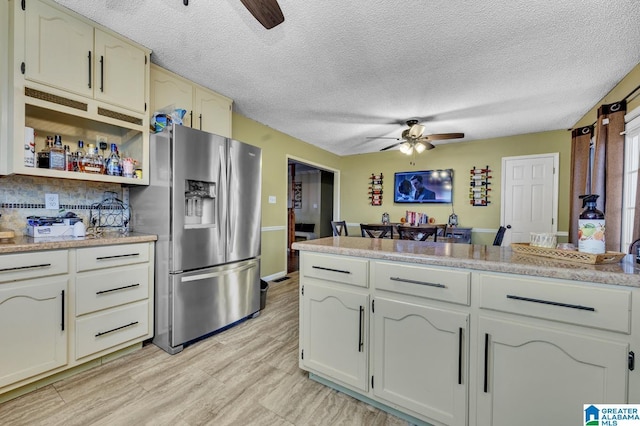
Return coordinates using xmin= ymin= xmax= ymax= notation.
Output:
xmin=366 ymin=136 xmax=402 ymax=140
xmin=423 ymin=133 xmax=465 ymax=141
xmin=239 ymin=0 xmax=284 ymax=29
xmin=380 ymin=142 xmax=403 ymax=151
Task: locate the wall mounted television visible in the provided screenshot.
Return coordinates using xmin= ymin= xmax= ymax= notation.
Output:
xmin=394 ymin=169 xmax=453 ymax=204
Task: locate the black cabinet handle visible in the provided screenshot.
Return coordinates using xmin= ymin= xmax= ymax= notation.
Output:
xmin=458 ymin=327 xmax=463 ymax=385
xmin=96 ymin=253 xmax=140 ymax=261
xmin=630 ymin=351 xmax=635 ymax=371
xmin=99 ymin=55 xmax=104 ymax=92
xmin=483 ymin=333 xmax=489 ymax=393
xmin=311 ymin=265 xmax=351 ymax=274
xmin=96 ymin=283 xmax=140 ymax=295
xmin=506 ymin=294 xmax=595 ymax=312
xmin=358 ymin=305 xmax=364 ymax=352
xmin=61 ymin=290 xmax=65 ymax=331
xmin=87 ymin=51 xmax=92 ymax=88
xmin=189 ymin=111 xmax=193 ymax=128
xmin=390 ymin=276 xmax=446 ymax=288
xmin=0 ymin=263 xmax=51 ymax=272
xmin=199 ymin=113 xmax=203 ymax=130
xmin=95 ymin=321 xmax=138 ymax=337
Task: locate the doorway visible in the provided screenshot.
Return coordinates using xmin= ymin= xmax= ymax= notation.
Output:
xmin=500 ymin=153 xmax=559 ymax=245
xmin=287 ymin=158 xmax=338 ymax=272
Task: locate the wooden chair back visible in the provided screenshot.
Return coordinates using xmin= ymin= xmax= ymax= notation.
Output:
xmin=331 ymin=220 xmax=348 ymax=236
xmin=360 ymin=224 xmax=393 ymax=239
xmin=397 ymin=226 xmax=438 ymax=241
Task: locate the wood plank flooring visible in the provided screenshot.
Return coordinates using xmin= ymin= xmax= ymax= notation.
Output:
xmin=0 ymin=273 xmax=409 ymax=426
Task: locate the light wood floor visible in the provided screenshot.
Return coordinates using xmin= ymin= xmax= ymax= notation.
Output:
xmin=1 ymin=272 xmax=409 ymax=426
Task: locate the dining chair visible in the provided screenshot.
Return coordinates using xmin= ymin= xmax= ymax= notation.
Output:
xmin=493 ymin=226 xmax=507 ymax=246
xmin=628 ymin=237 xmax=640 ymax=254
xmin=397 ymin=226 xmax=437 ymax=241
xmin=331 ymin=220 xmax=348 ymax=236
xmin=360 ymin=224 xmax=393 ymax=239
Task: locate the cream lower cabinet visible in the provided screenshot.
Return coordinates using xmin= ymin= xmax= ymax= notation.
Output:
xmin=372 ymin=298 xmax=468 ymax=426
xmin=301 ymin=282 xmax=369 ymax=391
xmin=0 ymin=250 xmax=69 ymax=388
xmin=474 ymin=272 xmax=632 ymax=426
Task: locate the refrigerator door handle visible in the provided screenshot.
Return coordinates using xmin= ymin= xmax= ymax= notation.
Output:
xmin=227 ymin=144 xmax=235 ymax=254
xmin=217 ymin=144 xmax=226 ymax=253
xmin=181 ymin=261 xmax=257 ymax=282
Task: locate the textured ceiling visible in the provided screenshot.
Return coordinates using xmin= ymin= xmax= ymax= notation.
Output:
xmin=52 ymin=0 xmax=640 ymax=156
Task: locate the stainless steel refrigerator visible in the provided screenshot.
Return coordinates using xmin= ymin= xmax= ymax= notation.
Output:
xmin=130 ymin=124 xmax=262 ymax=354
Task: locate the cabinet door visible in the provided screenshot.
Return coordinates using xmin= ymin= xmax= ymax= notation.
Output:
xmin=25 ymin=0 xmax=94 ymax=97
xmin=194 ymin=87 xmax=232 ymax=137
xmin=94 ymin=29 xmax=147 ymax=113
xmin=150 ymin=66 xmax=194 ymax=127
xmin=301 ymin=282 xmax=368 ymax=391
xmin=373 ymin=297 xmax=468 ymax=426
xmin=477 ymin=316 xmax=628 ymax=426
xmin=0 ymin=278 xmax=67 ymax=387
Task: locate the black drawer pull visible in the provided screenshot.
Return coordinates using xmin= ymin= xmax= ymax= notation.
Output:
xmin=87 ymin=51 xmax=92 ymax=88
xmin=483 ymin=333 xmax=489 ymax=393
xmin=96 ymin=283 xmax=140 ymax=295
xmin=95 ymin=321 xmax=139 ymax=337
xmin=390 ymin=276 xmax=446 ymax=288
xmin=358 ymin=305 xmax=364 ymax=352
xmin=0 ymin=263 xmax=51 ymax=273
xmin=312 ymin=265 xmax=351 ymax=274
xmin=458 ymin=327 xmax=463 ymax=385
xmin=96 ymin=253 xmax=140 ymax=261
xmin=61 ymin=290 xmax=65 ymax=331
xmin=506 ymin=294 xmax=595 ymax=311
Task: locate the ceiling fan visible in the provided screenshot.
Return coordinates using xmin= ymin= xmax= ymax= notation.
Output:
xmin=183 ymin=0 xmax=285 ymax=30
xmin=370 ymin=119 xmax=464 ymax=155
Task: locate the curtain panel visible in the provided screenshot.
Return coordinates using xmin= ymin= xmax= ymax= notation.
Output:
xmin=569 ymin=126 xmax=594 ymax=245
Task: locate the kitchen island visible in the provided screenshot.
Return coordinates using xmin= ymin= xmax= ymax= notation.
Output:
xmin=0 ymin=232 xmax=156 ymax=402
xmin=293 ymin=237 xmax=640 ymax=426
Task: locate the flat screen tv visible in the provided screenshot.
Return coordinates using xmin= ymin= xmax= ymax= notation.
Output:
xmin=394 ymin=169 xmax=453 ymax=204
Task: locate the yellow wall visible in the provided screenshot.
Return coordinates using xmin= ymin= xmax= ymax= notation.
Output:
xmin=231 ymin=114 xmax=342 ymax=277
xmin=340 ymin=130 xmax=571 ymax=245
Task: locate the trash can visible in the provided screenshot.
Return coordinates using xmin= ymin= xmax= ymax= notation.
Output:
xmin=260 ymin=279 xmax=269 ymax=310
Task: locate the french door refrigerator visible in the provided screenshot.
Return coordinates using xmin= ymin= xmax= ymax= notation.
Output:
xmin=130 ymin=124 xmax=262 ymax=354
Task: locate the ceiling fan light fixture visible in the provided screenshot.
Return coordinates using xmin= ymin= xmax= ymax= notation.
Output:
xmin=408 ymin=124 xmax=425 ymax=139
xmin=399 ymin=142 xmax=413 ymax=155
xmin=414 ymin=142 xmax=426 ymax=153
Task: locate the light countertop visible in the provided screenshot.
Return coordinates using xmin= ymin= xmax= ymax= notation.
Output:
xmin=292 ymin=237 xmax=640 ymax=287
xmin=0 ymin=232 xmax=157 ymax=254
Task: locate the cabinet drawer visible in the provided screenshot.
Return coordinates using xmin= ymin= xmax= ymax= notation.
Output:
xmin=373 ymin=261 xmax=471 ymax=305
xmin=76 ymin=243 xmax=150 ymax=272
xmin=75 ymin=300 xmax=149 ymax=359
xmin=301 ymin=252 xmax=368 ymax=287
xmin=478 ymin=273 xmax=631 ymax=333
xmin=0 ymin=250 xmax=68 ymax=283
xmin=76 ymin=264 xmax=149 ymax=315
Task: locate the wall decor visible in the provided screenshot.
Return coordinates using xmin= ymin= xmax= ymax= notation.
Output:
xmin=293 ymin=181 xmax=302 ymax=209
xmin=369 ymin=173 xmax=383 ymax=206
xmin=470 ymin=166 xmax=491 ymax=206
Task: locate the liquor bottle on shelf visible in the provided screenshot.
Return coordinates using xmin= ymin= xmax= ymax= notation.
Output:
xmin=65 ymin=145 xmax=73 ymax=171
xmin=81 ymin=144 xmax=104 ymax=174
xmin=37 ymin=136 xmax=53 ymax=168
xmin=73 ymin=140 xmax=85 ymax=172
xmin=49 ymin=135 xmax=66 ymax=171
xmin=106 ymin=143 xmax=122 ymax=176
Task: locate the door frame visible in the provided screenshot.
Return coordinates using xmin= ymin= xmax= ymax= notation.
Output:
xmin=500 ymin=152 xmax=559 ymax=245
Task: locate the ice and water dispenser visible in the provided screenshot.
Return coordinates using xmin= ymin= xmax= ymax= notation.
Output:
xmin=184 ymin=180 xmax=216 ymax=226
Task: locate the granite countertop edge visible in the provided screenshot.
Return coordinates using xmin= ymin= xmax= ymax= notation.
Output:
xmin=292 ymin=237 xmax=640 ymax=288
xmin=0 ymin=232 xmax=158 ymax=253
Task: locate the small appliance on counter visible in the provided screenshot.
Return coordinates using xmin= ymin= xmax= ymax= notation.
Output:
xmin=26 ymin=215 xmax=83 ymax=238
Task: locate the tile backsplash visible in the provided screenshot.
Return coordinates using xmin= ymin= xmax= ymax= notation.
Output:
xmin=0 ymin=175 xmax=125 ymax=235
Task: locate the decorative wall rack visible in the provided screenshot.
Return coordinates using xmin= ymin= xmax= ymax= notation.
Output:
xmin=369 ymin=173 xmax=383 ymax=206
xmin=470 ymin=166 xmax=491 ymax=206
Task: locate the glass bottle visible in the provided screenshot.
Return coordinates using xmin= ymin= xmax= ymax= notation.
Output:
xmin=37 ymin=136 xmax=53 ymax=168
xmin=81 ymin=144 xmax=103 ymax=174
xmin=49 ymin=135 xmax=66 ymax=170
xmin=106 ymin=143 xmax=122 ymax=176
xmin=74 ymin=140 xmax=85 ymax=172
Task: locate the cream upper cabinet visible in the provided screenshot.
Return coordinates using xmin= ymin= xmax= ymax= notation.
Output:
xmin=25 ymin=1 xmax=147 ymax=114
xmin=24 ymin=0 xmax=93 ymax=99
xmin=150 ymin=65 xmax=194 ymax=127
xmin=194 ymin=86 xmax=232 ymax=136
xmin=150 ymin=64 xmax=232 ymax=138
xmin=93 ymin=29 xmax=147 ymax=113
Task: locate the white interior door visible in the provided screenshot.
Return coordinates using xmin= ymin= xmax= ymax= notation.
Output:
xmin=501 ymin=153 xmax=558 ymax=245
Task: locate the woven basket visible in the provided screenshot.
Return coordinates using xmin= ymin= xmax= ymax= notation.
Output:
xmin=510 ymin=243 xmax=626 ymax=265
